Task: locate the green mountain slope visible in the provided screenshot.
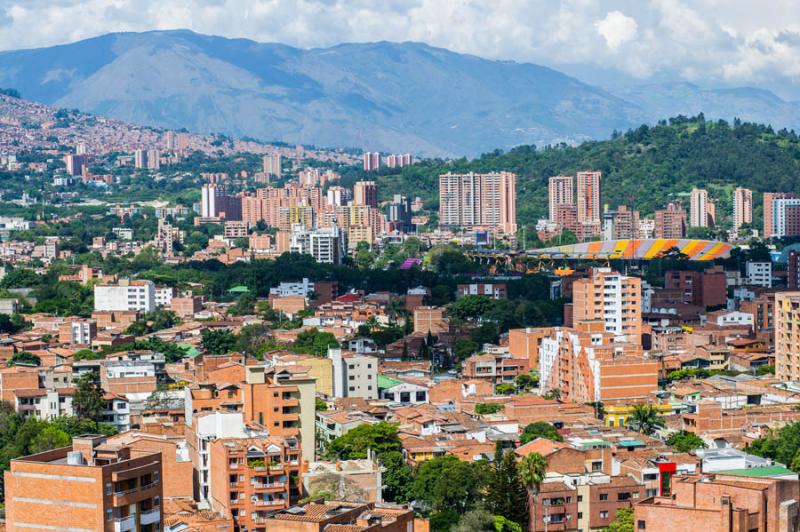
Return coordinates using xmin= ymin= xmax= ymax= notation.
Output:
xmin=362 ymin=115 xmax=800 ymax=230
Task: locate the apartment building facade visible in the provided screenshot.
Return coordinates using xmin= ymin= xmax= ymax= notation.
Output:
xmin=438 ymin=171 xmax=517 ymax=233
xmin=209 ymin=435 xmax=303 ymax=530
xmin=776 ymin=292 xmax=800 ymax=381
xmin=94 ymin=279 xmax=156 ymax=313
xmin=4 ymin=434 xmax=163 ymax=532
xmin=572 ymin=268 xmax=642 ymax=343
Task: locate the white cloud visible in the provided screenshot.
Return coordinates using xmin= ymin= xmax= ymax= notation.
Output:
xmin=595 ymin=10 xmax=638 ymax=52
xmin=0 ymin=0 xmax=798 ymax=93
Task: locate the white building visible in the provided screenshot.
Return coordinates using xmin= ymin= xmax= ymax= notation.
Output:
xmin=378 ymin=376 xmax=429 ymax=405
xmin=690 ymin=188 xmax=709 ymax=227
xmin=269 ymin=278 xmax=314 ymax=298
xmin=746 ymin=261 xmax=772 ymax=287
xmin=289 ymin=225 xmax=345 ymax=264
xmin=155 ymin=286 xmax=176 ymax=308
xmin=112 ymin=227 xmax=134 ymax=240
xmin=14 ymin=389 xmax=74 ymax=420
xmin=329 ymin=348 xmax=378 ymax=399
xmin=706 ymin=310 xmax=754 ymax=327
xmin=94 ymin=279 xmax=156 ymax=313
xmin=103 ymin=394 xmax=131 ymax=433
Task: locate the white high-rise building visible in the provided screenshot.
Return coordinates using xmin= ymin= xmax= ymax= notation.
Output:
xmin=690 ymin=188 xmax=709 ymax=227
xmin=289 ymin=225 xmax=345 ymax=264
xmin=746 ymin=261 xmax=772 ymax=288
xmin=94 ymin=279 xmax=156 ymax=312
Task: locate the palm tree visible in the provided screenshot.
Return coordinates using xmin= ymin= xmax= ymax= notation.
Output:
xmin=627 ymin=405 xmax=665 ymax=435
xmin=519 ymin=452 xmax=547 ymax=532
xmin=364 ymin=315 xmax=379 ymax=332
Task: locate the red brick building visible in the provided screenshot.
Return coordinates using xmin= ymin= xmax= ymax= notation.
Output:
xmin=4 ymin=434 xmax=163 ymax=532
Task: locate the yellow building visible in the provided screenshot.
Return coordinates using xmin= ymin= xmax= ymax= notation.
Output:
xmin=269 ymin=353 xmax=333 ymax=397
xmin=604 ymin=403 xmax=675 ymax=428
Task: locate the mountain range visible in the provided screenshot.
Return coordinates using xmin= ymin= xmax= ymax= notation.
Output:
xmin=0 ymin=30 xmax=797 ymax=157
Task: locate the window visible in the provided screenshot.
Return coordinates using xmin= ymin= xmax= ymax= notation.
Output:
xmin=638 ymin=520 xmax=646 ymax=530
xmin=105 ymin=482 xmax=112 ymax=495
xmin=349 ymin=386 xmax=355 ymax=391
xmin=577 ymin=495 xmax=583 ymax=502
xmin=566 ymin=496 xmax=572 ymax=503
xmin=106 ymin=509 xmax=113 ymax=521
xmin=577 ymin=512 xmax=583 ymax=519
xmin=599 ymin=493 xmax=608 ymax=501
xmin=600 ymin=511 xmax=608 ymax=519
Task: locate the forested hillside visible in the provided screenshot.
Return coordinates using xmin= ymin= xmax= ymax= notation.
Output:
xmin=356 ymin=115 xmax=800 ymax=229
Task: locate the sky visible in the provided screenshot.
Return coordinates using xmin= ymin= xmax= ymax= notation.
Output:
xmin=1 ymin=0 xmax=799 ymax=98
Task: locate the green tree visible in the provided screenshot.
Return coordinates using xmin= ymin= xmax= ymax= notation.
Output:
xmin=495 ymin=383 xmax=516 ymax=395
xmin=7 ymin=351 xmax=41 ymax=367
xmin=604 ymin=507 xmax=634 ymax=532
xmin=520 ymin=422 xmax=563 ymax=444
xmin=293 ymin=329 xmax=339 ymax=357
xmin=447 ymin=295 xmax=494 ymax=321
xmin=201 ymin=329 xmax=238 ymax=355
xmin=380 ymin=450 xmax=414 ymax=503
xmin=0 ymin=314 xmax=25 ymax=334
xmin=325 ymin=422 xmax=401 ymax=460
xmin=73 ymin=349 xmax=103 ymax=361
xmin=749 ymin=422 xmax=800 ymax=470
xmin=72 ymin=373 xmax=106 ymax=422
xmin=454 ymin=338 xmax=479 ymax=359
xmin=666 ymin=431 xmax=707 ymax=453
xmin=519 ymin=452 xmax=547 ymax=532
xmin=0 ymin=268 xmax=40 ymax=288
xmin=355 ymin=241 xmax=375 ymax=269
xmin=412 ymin=455 xmax=488 ymax=516
xmin=452 ymin=509 xmax=496 ymax=532
xmin=627 ymin=405 xmax=665 ymax=436
xmin=475 ymin=403 xmax=504 ymax=415
xmin=30 ymin=426 xmax=71 ymax=454
xmin=515 ymin=372 xmax=538 ymax=392
xmin=230 ymin=293 xmax=256 ymax=315
xmin=486 ymin=449 xmax=528 ymax=528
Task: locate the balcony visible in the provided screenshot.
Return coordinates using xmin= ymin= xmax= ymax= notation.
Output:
xmin=113 ymin=515 xmax=135 ymax=532
xmin=252 ymin=499 xmax=285 ymax=508
xmin=252 ymin=481 xmax=285 ymax=490
xmin=140 ymin=508 xmax=160 ymax=526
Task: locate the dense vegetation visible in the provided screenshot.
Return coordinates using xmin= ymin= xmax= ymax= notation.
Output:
xmin=358 ymin=115 xmax=800 ymax=229
xmin=321 ymin=422 xmax=551 ymax=531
